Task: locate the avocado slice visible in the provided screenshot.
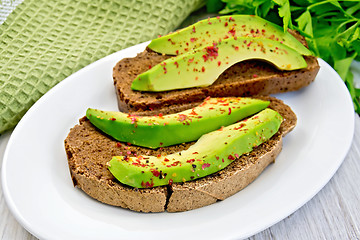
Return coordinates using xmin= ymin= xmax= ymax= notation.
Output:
xmin=148 ymin=15 xmax=312 ymax=56
xmin=131 ymin=37 xmax=307 ymax=92
xmin=86 ymin=97 xmax=269 ymax=149
xmin=108 ymin=108 xmax=283 ymax=188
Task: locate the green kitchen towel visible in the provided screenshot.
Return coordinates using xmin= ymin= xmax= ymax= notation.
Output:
xmin=0 ymin=0 xmax=204 ymax=133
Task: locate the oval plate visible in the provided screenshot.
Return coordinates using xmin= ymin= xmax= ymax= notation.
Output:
xmin=2 ymin=42 xmax=355 ymax=240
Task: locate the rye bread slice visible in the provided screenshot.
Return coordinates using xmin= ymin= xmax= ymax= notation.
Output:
xmin=113 ymin=31 xmax=319 ymax=115
xmin=64 ymin=96 xmax=296 ymax=212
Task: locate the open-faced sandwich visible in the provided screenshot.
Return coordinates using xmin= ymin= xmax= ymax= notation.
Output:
xmin=64 ymin=15 xmax=319 ymax=212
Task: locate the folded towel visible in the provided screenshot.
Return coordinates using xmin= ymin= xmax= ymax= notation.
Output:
xmin=0 ymin=0 xmax=204 ymax=133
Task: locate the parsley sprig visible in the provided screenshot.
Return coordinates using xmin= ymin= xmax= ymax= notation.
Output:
xmin=207 ymin=0 xmax=360 ymax=113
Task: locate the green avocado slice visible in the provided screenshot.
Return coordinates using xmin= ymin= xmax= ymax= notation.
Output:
xmin=86 ymin=97 xmax=269 ymax=149
xmin=148 ymin=15 xmax=312 ymax=56
xmin=131 ymin=37 xmax=307 ymax=92
xmin=108 ymin=108 xmax=283 ymax=188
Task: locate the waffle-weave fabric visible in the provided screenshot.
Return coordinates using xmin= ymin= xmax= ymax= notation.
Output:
xmin=0 ymin=0 xmax=204 ymax=133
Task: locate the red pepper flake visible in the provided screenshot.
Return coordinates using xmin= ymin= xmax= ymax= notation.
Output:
xmin=192 ymin=26 xmax=196 ymax=33
xmin=148 ymin=65 xmax=152 ymax=69
xmin=192 ymin=152 xmax=199 ymax=154
xmin=224 ymin=22 xmax=228 ymax=27
xmin=168 ymin=179 xmax=173 ymax=185
xmin=158 ymin=113 xmax=163 ymax=117
xmin=190 ymin=109 xmax=198 ymax=115
xmin=141 ymin=181 xmax=154 ymax=188
xmin=228 ymin=155 xmax=235 ymax=160
xmin=228 ymin=27 xmax=236 ymax=36
xmin=217 ymin=61 xmax=221 ymax=66
xmin=116 ymin=142 xmax=122 ymax=147
xmin=171 ymin=161 xmax=181 ymax=167
xmin=188 ymin=57 xmax=194 ymax=63
xmin=201 ymin=66 xmax=205 ymax=72
xmin=202 ymin=163 xmax=211 ymax=170
xmin=150 ymin=168 xmax=160 ymax=177
xmin=167 ymin=38 xmax=176 ymax=45
xmin=235 ymin=153 xmax=240 ymax=158
xmin=158 ymin=34 xmax=162 ymax=38
xmin=109 ymin=117 xmax=116 ymax=121
xmin=175 ymin=50 xmax=179 ymax=55
xmin=178 ymin=114 xmax=188 ymax=122
xmin=253 ymin=74 xmax=258 ymax=78
xmin=190 ymin=37 xmax=197 ymax=42
xmin=228 ymin=107 xmax=232 ymax=115
xmin=127 ymin=142 xmax=132 ymax=146
xmin=202 ymin=45 xmax=219 ymax=62
xmin=157 ymin=154 xmax=162 ymax=158
xmin=186 ymin=159 xmax=195 ymax=163
xmin=164 ymin=158 xmax=170 ymax=162
xmin=130 ymin=116 xmax=138 ymax=124
xmin=234 ymin=123 xmax=246 ymax=130
xmin=229 ymin=16 xmax=234 ymax=21
xmin=174 ymin=61 xmax=179 ymax=68
xmin=163 ymin=66 xmax=167 ymax=74
xmin=234 ymin=46 xmax=239 ymax=51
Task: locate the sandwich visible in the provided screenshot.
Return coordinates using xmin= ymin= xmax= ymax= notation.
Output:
xmin=64 ymin=15 xmax=318 ymax=212
xmin=114 ymin=15 xmax=319 ymax=115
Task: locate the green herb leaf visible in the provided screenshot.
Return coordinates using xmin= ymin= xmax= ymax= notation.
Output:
xmin=273 ymin=0 xmax=293 ymax=30
xmin=209 ymin=0 xmax=360 ymax=114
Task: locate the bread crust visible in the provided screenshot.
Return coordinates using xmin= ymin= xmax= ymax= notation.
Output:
xmin=64 ymin=97 xmax=296 ymax=212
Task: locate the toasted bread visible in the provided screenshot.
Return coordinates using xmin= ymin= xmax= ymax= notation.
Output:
xmin=113 ymin=30 xmax=319 ymax=115
xmin=64 ymin=96 xmax=296 ymax=212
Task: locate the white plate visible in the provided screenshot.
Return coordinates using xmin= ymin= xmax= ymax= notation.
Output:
xmin=2 ymin=42 xmax=355 ymax=240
